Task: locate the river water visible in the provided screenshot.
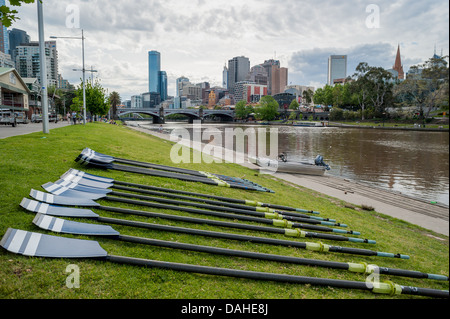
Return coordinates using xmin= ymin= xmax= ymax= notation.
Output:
xmin=139 ymin=122 xmax=449 ymax=206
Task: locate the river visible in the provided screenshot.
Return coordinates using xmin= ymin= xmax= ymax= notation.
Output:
xmin=138 ymin=122 xmax=449 ymax=207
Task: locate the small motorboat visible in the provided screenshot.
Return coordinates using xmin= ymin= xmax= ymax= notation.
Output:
xmin=255 ymin=153 xmax=331 ymax=176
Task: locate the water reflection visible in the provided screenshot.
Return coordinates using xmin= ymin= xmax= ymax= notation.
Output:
xmin=141 ymin=122 xmax=449 ymax=206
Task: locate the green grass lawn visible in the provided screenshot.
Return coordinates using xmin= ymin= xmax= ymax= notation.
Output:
xmin=0 ymin=122 xmax=448 ymax=300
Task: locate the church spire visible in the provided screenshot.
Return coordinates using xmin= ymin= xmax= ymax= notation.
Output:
xmin=393 ymin=44 xmax=405 ymax=80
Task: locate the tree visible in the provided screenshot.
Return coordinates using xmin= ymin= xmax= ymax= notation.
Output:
xmin=289 ymin=99 xmax=299 ymax=110
xmin=394 ymin=56 xmax=449 ymax=118
xmin=255 ymin=96 xmax=279 ymax=121
xmin=73 ymin=79 xmax=110 ymax=119
xmin=1 ymin=0 xmax=36 ymax=27
xmin=109 ymin=91 xmax=121 ymax=120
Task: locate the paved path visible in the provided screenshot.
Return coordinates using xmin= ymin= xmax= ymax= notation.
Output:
xmin=127 ymin=123 xmax=449 ymax=236
xmin=0 ymin=121 xmax=71 ymax=139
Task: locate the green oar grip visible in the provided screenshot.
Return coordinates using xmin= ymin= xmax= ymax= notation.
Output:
xmin=273 ymin=219 xmax=294 ymax=228
xmin=371 ymin=281 xmax=403 ymax=296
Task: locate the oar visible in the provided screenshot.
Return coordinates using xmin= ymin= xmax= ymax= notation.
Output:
xmin=53 ymin=177 xmax=332 ymax=223
xmin=76 ymin=149 xmax=275 ymax=193
xmin=28 ymin=190 xmax=373 ymax=244
xmin=20 ymin=198 xmax=408 ymax=259
xmin=42 ymin=182 xmax=350 ymax=230
xmin=60 ymin=169 xmax=321 ymax=215
xmin=32 ymin=213 xmax=449 ymax=282
xmin=2 ymin=229 xmax=447 ymax=298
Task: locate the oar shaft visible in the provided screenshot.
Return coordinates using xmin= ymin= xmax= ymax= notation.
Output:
xmin=116 ymin=235 xmax=446 ymax=281
xmin=102 ymin=197 xmax=369 ymax=243
xmin=94 ymin=215 xmax=407 ymax=259
xmin=110 ymin=185 xmax=340 ymax=225
xmin=105 ymin=255 xmax=448 ymax=298
xmin=108 ymin=190 xmax=346 ymax=229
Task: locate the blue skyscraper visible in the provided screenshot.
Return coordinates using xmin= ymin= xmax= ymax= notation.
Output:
xmin=159 ymin=71 xmax=168 ymax=101
xmin=148 ymin=50 xmax=161 ymax=93
xmin=0 ymin=0 xmax=10 ymax=54
xmin=148 ymin=50 xmax=168 ymax=102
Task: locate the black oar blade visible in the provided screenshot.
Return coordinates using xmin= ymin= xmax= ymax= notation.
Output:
xmin=33 ymin=214 xmax=120 ymax=236
xmin=29 ymin=190 xmax=99 ymax=207
xmin=20 ymin=198 xmax=99 ymax=218
xmin=0 ymin=228 xmax=108 ymax=258
xmin=42 ymin=182 xmax=106 ymax=200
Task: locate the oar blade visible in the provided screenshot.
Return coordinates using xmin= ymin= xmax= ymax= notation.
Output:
xmin=53 ymin=179 xmax=112 ymax=194
xmin=42 ymin=182 xmax=106 ymax=200
xmin=33 ymin=214 xmax=120 ymax=236
xmin=20 ymin=198 xmax=99 ymax=218
xmin=0 ymin=228 xmax=108 ymax=258
xmin=29 ymin=190 xmax=99 ymax=207
xmin=61 ymin=168 xmax=114 ymax=184
xmin=61 ymin=171 xmax=113 ymax=189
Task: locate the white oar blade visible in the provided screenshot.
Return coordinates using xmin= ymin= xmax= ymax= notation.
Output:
xmin=20 ymin=198 xmax=99 ymax=218
xmin=60 ymin=172 xmax=113 ymax=189
xmin=33 ymin=214 xmax=120 ymax=236
xmin=53 ymin=179 xmax=112 ymax=194
xmin=61 ymin=168 xmax=114 ymax=184
xmin=29 ymin=190 xmax=100 ymax=207
xmin=1 ymin=228 xmax=108 ymax=258
xmin=42 ymin=182 xmax=106 ymax=200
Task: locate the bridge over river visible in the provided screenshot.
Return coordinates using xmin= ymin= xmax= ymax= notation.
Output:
xmin=118 ymin=107 xmax=330 ymax=123
xmin=118 ymin=108 xmax=235 ymax=123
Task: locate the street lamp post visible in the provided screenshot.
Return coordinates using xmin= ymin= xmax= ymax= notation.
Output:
xmin=37 ymin=1 xmax=49 ymax=134
xmin=50 ymin=30 xmax=87 ymax=125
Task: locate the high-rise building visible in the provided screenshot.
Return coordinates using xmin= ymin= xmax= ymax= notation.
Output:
xmin=15 ymin=41 xmax=59 ymax=87
xmin=222 ymin=64 xmax=228 ymax=88
xmin=392 ymin=45 xmax=404 ymax=80
xmin=159 ymin=71 xmax=168 ymax=101
xmin=8 ymin=28 xmax=30 ymax=62
xmin=176 ymin=76 xmax=189 ymax=97
xmin=0 ymin=0 xmax=9 ymax=54
xmin=148 ymin=50 xmax=161 ymax=93
xmin=227 ymin=56 xmax=250 ymax=95
xmin=261 ymin=59 xmax=288 ymax=95
xmin=327 ymin=55 xmax=347 ymax=86
xmin=148 ymin=50 xmax=168 ymax=102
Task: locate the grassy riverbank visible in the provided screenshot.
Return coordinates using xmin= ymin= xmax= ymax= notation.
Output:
xmin=0 ymin=122 xmax=448 ymax=300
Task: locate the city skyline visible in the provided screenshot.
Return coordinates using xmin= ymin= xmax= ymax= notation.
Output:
xmin=7 ymin=0 xmax=450 ymax=100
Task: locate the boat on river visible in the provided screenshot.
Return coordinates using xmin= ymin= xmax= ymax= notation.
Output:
xmin=255 ymin=153 xmax=331 ymax=176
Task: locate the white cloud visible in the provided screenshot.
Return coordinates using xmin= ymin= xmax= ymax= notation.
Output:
xmin=9 ymin=0 xmax=449 ymax=100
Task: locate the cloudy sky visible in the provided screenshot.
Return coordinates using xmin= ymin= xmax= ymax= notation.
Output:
xmin=10 ymin=0 xmax=449 ymax=100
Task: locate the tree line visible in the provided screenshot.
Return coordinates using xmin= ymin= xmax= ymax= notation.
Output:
xmin=313 ymin=56 xmax=449 ymax=121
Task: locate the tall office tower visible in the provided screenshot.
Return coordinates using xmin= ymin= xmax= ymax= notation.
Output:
xmin=0 ymin=0 xmax=9 ymax=54
xmin=261 ymin=59 xmax=288 ymax=95
xmin=227 ymin=56 xmax=250 ymax=95
xmin=8 ymin=28 xmax=31 ymax=63
xmin=392 ymin=45 xmax=405 ymax=80
xmin=327 ymin=55 xmax=347 ymax=86
xmin=159 ymin=71 xmax=168 ymax=101
xmin=15 ymin=41 xmax=59 ymax=87
xmin=222 ymin=64 xmax=228 ymax=88
xmin=176 ymin=76 xmax=189 ymax=97
xmin=148 ymin=50 xmax=161 ymax=93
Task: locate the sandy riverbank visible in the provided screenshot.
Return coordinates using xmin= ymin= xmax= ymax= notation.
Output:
xmin=126 ymin=122 xmax=449 ymax=236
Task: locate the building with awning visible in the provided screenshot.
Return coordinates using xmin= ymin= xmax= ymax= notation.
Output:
xmin=0 ymin=67 xmax=31 ymax=112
